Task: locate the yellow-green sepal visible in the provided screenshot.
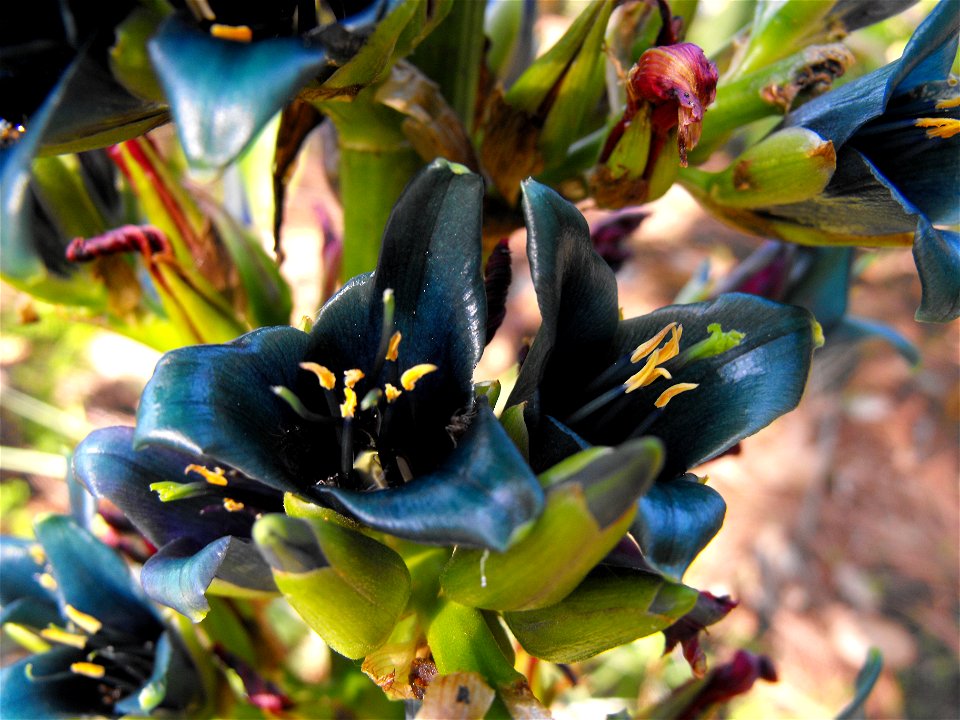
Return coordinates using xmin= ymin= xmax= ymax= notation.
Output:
xmin=253 ymin=511 xmax=411 ymax=659
xmin=440 ymin=438 xmax=662 ymax=611
xmin=503 ymin=568 xmax=698 ymax=663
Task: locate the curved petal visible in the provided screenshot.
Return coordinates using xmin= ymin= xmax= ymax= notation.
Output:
xmin=631 ymin=475 xmax=726 ymax=582
xmin=141 ymin=536 xmax=276 ymax=622
xmin=115 ymin=631 xmax=199 ymax=714
xmin=34 ymin=515 xmax=159 ymax=638
xmin=74 ymin=426 xmax=263 ymax=548
xmin=913 ymin=221 xmax=960 ymax=322
xmin=599 ymin=294 xmax=818 ymax=478
xmin=509 ymin=179 xmax=620 ymax=411
xmin=318 ymin=402 xmax=544 ymax=551
xmin=134 ymin=325 xmax=323 ymax=493
xmin=149 ymin=15 xmax=327 ymax=169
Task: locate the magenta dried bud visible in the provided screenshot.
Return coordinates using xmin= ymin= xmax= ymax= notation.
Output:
xmin=662 ymin=591 xmax=739 ymax=677
xmin=628 ymin=43 xmax=718 ymax=166
xmin=484 ymin=239 xmax=512 ymax=344
xmin=590 ymin=210 xmax=646 ymax=272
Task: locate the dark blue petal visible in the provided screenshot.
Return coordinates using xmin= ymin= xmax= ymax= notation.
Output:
xmin=0 ymin=597 xmax=62 ymax=629
xmin=850 ymin=149 xmax=960 ymax=322
xmin=34 ymin=515 xmax=159 ymax=638
xmin=509 ymin=179 xmax=620 ymax=411
xmin=134 ymin=326 xmax=319 ymax=494
xmin=74 ymin=426 xmax=263 ymax=548
xmin=831 ymin=317 xmax=920 ymax=367
xmin=318 ymin=401 xmax=544 ymax=551
xmin=601 ymin=294 xmax=818 ymax=478
xmin=631 ymin=475 xmax=726 ymax=582
xmin=149 ymin=15 xmax=327 ymax=169
xmin=913 ymin=221 xmax=960 ymax=323
xmin=0 ymin=647 xmax=101 ymax=719
xmin=141 ymin=536 xmax=276 ymax=622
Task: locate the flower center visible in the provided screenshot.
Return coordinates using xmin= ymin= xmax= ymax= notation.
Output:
xmin=273 ymin=289 xmax=440 ymax=490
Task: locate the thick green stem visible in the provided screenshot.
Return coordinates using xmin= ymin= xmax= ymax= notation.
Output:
xmin=409 ymin=0 xmax=486 ymax=132
xmin=318 ymin=92 xmax=423 ymax=280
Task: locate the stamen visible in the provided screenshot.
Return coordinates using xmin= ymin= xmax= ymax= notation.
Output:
xmin=386 ymin=332 xmax=402 ymax=362
xmin=360 ymin=388 xmax=382 ymax=411
xmin=223 ymin=498 xmax=245 ymax=512
xmin=385 ymin=384 xmax=402 ymax=403
xmin=150 ymin=481 xmax=210 ymax=502
xmin=272 ymin=386 xmax=331 ymax=422
xmin=340 ymin=387 xmax=357 ymax=419
xmin=41 ymin=626 xmax=87 ymax=649
xmin=624 ymin=350 xmax=663 ymax=393
xmin=654 ymin=383 xmax=699 ymax=408
xmin=185 ymin=464 xmax=227 ymax=486
xmin=400 ymin=364 xmax=438 ymax=391
xmin=630 ymin=323 xmax=677 ymax=362
xmin=344 ymin=369 xmax=365 ymax=389
xmin=915 ymin=117 xmax=960 ymax=139
xmin=300 ymin=362 xmax=337 ymax=390
xmin=27 ymin=544 xmax=45 ymax=564
xmin=935 ymin=95 xmax=960 ymax=110
xmin=38 ymin=573 xmax=58 ymax=591
xmin=370 ymin=289 xmax=397 ymax=383
xmin=64 ymin=605 xmax=102 ymax=635
xmin=659 ymin=325 xmax=682 ymax=362
xmin=210 ymin=23 xmax=253 ymax=42
xmin=70 ymin=662 xmax=106 ymax=679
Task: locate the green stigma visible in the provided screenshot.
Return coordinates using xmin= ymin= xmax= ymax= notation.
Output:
xmin=678 ymin=323 xmax=746 ymax=364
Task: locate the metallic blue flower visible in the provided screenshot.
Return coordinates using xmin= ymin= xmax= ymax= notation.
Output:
xmin=74 ymin=161 xmax=543 ymax=621
xmin=0 ymin=515 xmax=201 ymax=719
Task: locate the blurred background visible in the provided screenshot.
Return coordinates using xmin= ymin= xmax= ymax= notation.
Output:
xmin=1 ymin=1 xmax=957 ymax=717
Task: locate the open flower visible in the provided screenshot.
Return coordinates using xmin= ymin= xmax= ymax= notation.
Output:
xmin=0 ymin=515 xmax=201 ymax=718
xmin=503 ymin=179 xmax=818 ymax=619
xmin=74 ymin=160 xmax=543 ymax=619
xmin=507 ymin=179 xmax=821 ymax=479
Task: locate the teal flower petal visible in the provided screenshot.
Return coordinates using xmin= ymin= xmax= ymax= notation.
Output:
xmin=631 ymin=474 xmax=726 ymax=582
xmin=135 ymin=326 xmax=315 ymax=494
xmin=149 ymin=15 xmax=327 ymax=169
xmin=140 ymin=536 xmax=275 ymax=622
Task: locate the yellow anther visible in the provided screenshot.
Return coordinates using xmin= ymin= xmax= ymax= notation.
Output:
xmin=400 ymin=364 xmax=438 ymax=391
xmin=185 ymin=464 xmax=228 ymax=486
xmin=385 ymin=383 xmax=402 ymax=403
xmin=209 ymin=24 xmax=253 ymax=42
xmin=41 ymin=626 xmax=87 ymax=649
xmin=223 ymin=498 xmax=245 ymax=512
xmin=340 ymin=387 xmax=357 ymax=419
xmin=38 ymin=573 xmax=58 ymax=591
xmin=915 ymin=117 xmax=960 ymax=139
xmin=64 ymin=605 xmax=102 ymax=635
xmin=630 ymin=323 xmax=677 ymax=362
xmin=27 ymin=543 xmax=45 ymax=564
xmin=654 ymin=383 xmax=700 ymax=408
xmin=624 ymin=351 xmax=662 ymax=393
xmin=935 ymin=95 xmax=960 ymax=110
xmin=386 ymin=331 xmax=402 ymax=362
xmin=70 ymin=662 xmax=106 ymax=679
xmin=659 ymin=325 xmax=683 ymax=362
xmin=344 ymin=369 xmax=365 ymax=389
xmin=301 ymin=362 xmax=337 ymax=390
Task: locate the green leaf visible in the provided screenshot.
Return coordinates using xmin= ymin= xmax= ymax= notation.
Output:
xmin=503 ymin=568 xmax=698 ymax=662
